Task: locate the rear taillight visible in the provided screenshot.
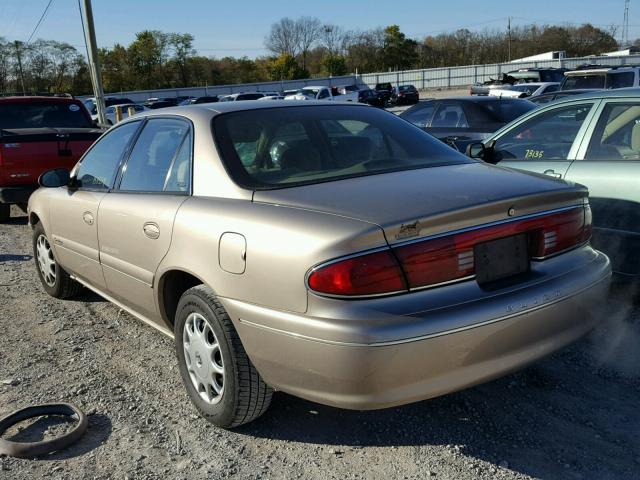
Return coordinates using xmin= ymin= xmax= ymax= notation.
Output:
xmin=307 ymin=206 xmax=591 ymax=297
xmin=307 ymin=250 xmax=406 ymax=296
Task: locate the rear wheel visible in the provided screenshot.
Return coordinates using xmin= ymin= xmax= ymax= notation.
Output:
xmin=0 ymin=204 xmax=10 ymax=223
xmin=32 ymin=223 xmax=83 ymax=299
xmin=174 ymin=285 xmax=272 ymax=428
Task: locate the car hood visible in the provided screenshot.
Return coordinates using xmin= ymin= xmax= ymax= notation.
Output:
xmin=253 ymin=162 xmax=588 ymax=244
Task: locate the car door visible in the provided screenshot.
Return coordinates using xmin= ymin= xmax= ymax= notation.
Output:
xmin=490 ymin=101 xmax=600 ymax=178
xmin=97 ymin=117 xmax=192 ymax=321
xmin=48 ymin=121 xmax=141 ymax=289
xmin=566 ymin=100 xmax=640 ymax=276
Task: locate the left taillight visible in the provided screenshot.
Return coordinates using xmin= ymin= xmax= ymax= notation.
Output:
xmin=307 ymin=250 xmax=407 ymax=297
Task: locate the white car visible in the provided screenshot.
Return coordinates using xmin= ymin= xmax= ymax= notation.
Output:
xmin=258 ymin=95 xmax=285 ymax=101
xmin=91 ymin=103 xmax=149 ymax=125
xmin=284 ymin=86 xmax=334 ymax=101
xmin=488 ymin=82 xmax=560 ymax=99
xmin=333 ymin=85 xmax=360 ymax=102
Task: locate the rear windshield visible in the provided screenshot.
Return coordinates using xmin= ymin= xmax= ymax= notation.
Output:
xmin=481 ymin=99 xmax=536 ymax=122
xmin=562 ymin=74 xmax=606 ymax=90
xmin=213 ymin=105 xmax=469 ymax=189
xmin=0 ymin=102 xmax=91 ymax=129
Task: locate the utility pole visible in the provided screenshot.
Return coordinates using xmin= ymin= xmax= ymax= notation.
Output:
xmin=507 ymin=17 xmax=512 ymax=62
xmin=623 ymin=0 xmax=630 ymax=47
xmin=80 ymin=0 xmax=106 ymax=125
xmin=13 ymin=41 xmax=26 ymax=95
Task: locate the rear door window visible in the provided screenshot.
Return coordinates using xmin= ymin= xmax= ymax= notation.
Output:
xmin=585 ymin=103 xmax=640 ymax=160
xmin=494 ymin=103 xmax=594 ymax=161
xmin=607 ymin=72 xmax=635 ymax=89
xmin=563 ymin=75 xmax=606 ymax=90
xmin=118 ymin=118 xmax=191 ymax=192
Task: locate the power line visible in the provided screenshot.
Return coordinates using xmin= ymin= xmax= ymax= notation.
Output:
xmin=26 ymin=0 xmax=55 ymax=44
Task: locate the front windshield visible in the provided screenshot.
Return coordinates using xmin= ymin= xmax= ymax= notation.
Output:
xmin=299 ymin=88 xmax=319 ymax=98
xmin=213 ymin=105 xmax=470 ymax=189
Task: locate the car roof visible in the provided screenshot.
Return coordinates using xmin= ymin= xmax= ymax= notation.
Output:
xmin=421 ymin=96 xmax=530 ymax=103
xmin=566 ymin=66 xmax=639 ymax=75
xmin=555 ymin=87 xmax=640 ymax=100
xmin=0 ymin=95 xmax=80 ymax=104
xmin=120 ymin=100 xmax=369 ymax=121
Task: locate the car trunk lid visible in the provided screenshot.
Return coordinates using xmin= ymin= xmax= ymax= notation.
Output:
xmin=253 ymin=163 xmax=588 ymax=245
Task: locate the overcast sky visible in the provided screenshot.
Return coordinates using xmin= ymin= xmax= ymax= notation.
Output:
xmin=1 ymin=0 xmax=637 ymax=58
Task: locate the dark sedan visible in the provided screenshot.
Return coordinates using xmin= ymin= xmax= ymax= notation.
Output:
xmin=179 ymin=96 xmax=219 ymax=105
xmin=395 ymin=85 xmax=419 ymax=105
xmin=399 ymin=97 xmax=536 ymax=151
xmin=357 ymin=88 xmax=385 ymax=107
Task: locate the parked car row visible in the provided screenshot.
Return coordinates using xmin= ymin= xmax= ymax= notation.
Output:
xmin=78 ymin=84 xmax=423 ymax=128
xmin=471 ymin=65 xmax=640 ymax=100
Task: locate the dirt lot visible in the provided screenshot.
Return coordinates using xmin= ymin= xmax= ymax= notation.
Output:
xmin=1 ymin=205 xmax=639 ymax=480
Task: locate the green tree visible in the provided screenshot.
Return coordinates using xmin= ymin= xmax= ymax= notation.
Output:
xmin=381 ymin=25 xmax=418 ymax=71
xmin=322 ymin=54 xmax=347 ymax=76
xmin=267 ymin=53 xmax=308 ymax=80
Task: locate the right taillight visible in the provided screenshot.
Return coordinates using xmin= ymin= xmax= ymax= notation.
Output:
xmin=307 ymin=205 xmax=592 ymax=298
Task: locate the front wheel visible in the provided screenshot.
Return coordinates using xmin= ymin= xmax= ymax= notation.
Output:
xmin=32 ymin=223 xmax=83 ymax=298
xmin=174 ymin=285 xmax=273 ymax=428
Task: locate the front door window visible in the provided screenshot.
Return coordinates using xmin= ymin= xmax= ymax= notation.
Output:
xmin=493 ymin=104 xmax=593 ymax=161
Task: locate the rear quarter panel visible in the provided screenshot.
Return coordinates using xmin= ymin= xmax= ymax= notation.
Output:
xmin=156 ymin=196 xmax=387 ymax=316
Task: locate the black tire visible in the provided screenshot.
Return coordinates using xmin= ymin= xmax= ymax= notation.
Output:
xmin=32 ymin=223 xmax=83 ymax=299
xmin=0 ymin=204 xmax=10 ymax=223
xmin=174 ymin=285 xmax=273 ymax=428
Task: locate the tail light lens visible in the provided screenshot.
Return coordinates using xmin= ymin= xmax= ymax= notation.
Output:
xmin=307 ymin=250 xmax=406 ymax=296
xmin=308 ymin=205 xmax=591 ymax=297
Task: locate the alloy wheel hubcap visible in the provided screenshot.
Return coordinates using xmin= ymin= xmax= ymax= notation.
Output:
xmin=36 ymin=235 xmax=56 ymax=287
xmin=183 ymin=313 xmax=225 ymax=404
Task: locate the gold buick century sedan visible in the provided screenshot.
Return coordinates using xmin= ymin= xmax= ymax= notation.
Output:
xmin=28 ymin=101 xmax=611 ymax=428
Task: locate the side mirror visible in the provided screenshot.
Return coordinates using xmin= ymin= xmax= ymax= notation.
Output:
xmin=38 ymin=168 xmax=71 ymax=188
xmin=466 ymin=142 xmax=485 ymax=159
xmin=466 ymin=140 xmax=497 ymax=164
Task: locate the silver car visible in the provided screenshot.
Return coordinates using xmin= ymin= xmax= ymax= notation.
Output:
xmin=28 ymin=101 xmax=611 ymax=428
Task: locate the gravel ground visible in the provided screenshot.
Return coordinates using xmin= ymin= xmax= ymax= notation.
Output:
xmin=1 ymin=205 xmax=639 ymax=480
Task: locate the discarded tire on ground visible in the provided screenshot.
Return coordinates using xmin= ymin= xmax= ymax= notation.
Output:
xmin=0 ymin=403 xmax=88 ymax=458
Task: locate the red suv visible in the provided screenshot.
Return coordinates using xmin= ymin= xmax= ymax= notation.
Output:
xmin=0 ymin=96 xmax=102 ymax=222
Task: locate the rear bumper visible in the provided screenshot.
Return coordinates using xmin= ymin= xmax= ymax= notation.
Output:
xmin=222 ymin=247 xmax=611 ymax=409
xmin=0 ymin=185 xmax=37 ymax=204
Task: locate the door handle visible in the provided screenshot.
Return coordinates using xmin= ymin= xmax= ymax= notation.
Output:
xmin=543 ymin=169 xmax=562 ymax=179
xmin=82 ymin=211 xmax=94 ymax=225
xmin=143 ymin=222 xmax=160 ymax=239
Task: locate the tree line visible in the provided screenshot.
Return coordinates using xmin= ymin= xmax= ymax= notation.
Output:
xmin=0 ymin=20 xmax=622 ymax=96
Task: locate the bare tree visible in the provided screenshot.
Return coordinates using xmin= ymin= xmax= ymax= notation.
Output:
xmin=295 ymin=17 xmax=321 ymax=70
xmin=265 ymin=17 xmax=300 ymax=57
xmin=320 ymin=24 xmax=346 ymax=56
